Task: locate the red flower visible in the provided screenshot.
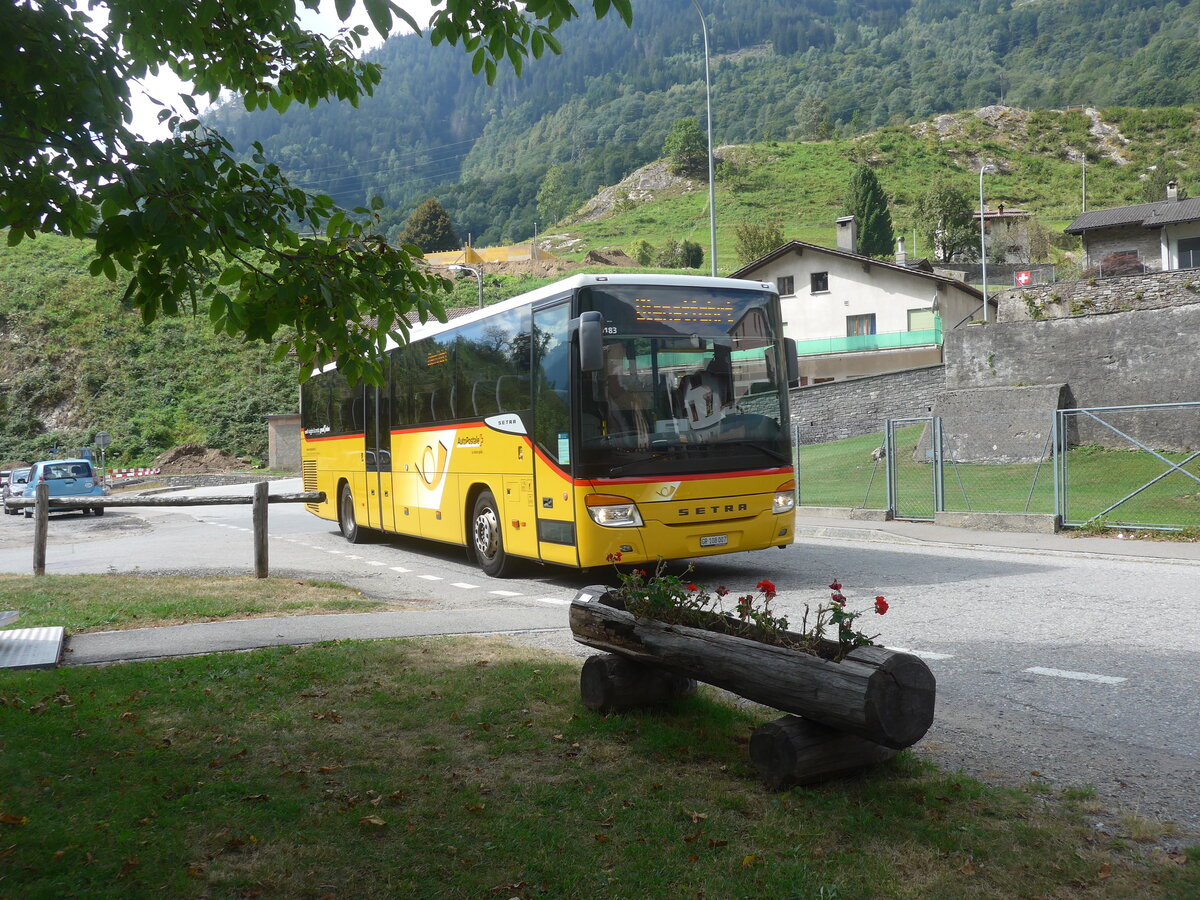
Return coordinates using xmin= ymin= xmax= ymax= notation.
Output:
xmin=829 ymin=580 xmax=841 ymax=591
xmin=606 ymin=552 xmax=623 ymax=563
xmin=756 ymin=579 xmax=776 ymax=595
xmin=716 ymin=585 xmax=729 ymax=597
xmin=686 ymin=583 xmax=699 ymax=592
xmin=874 ymin=596 xmax=889 ymax=615
xmin=831 ymin=592 xmax=846 ymax=606
xmin=635 ymin=569 xmax=647 ymax=578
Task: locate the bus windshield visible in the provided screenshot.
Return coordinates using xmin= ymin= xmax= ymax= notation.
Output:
xmin=576 ymin=283 xmax=790 ymax=478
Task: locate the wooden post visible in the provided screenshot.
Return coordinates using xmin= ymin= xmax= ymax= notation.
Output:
xmin=253 ymin=481 xmax=268 ymax=578
xmin=750 ymin=715 xmax=897 ymax=790
xmin=580 ymin=653 xmax=697 ymax=713
xmin=33 ymin=483 xmax=49 ymax=576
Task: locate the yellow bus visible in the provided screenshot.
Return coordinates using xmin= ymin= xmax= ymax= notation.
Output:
xmin=300 ymin=273 xmax=798 ymax=576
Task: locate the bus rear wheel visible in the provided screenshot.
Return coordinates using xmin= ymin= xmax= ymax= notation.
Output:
xmin=339 ymin=484 xmax=367 ymax=544
xmin=471 ymin=490 xmax=513 ymax=577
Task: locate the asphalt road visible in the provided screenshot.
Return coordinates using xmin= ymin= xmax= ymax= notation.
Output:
xmin=1 ymin=479 xmax=1197 ymax=840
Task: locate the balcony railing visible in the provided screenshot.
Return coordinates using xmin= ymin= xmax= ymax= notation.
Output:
xmin=794 ymin=320 xmax=943 ymax=356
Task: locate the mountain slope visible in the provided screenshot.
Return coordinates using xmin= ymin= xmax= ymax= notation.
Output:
xmin=204 ymin=0 xmax=1200 ymax=246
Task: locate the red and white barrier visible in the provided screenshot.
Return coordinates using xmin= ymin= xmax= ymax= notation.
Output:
xmin=107 ymin=467 xmax=161 ymax=479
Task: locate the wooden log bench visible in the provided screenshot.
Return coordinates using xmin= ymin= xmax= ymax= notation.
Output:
xmin=569 ymin=585 xmax=936 ymax=788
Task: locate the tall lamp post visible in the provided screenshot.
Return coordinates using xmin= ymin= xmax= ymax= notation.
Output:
xmin=691 ymin=0 xmax=717 ymax=276
xmin=449 ymin=264 xmax=483 ymax=309
xmin=978 ymin=163 xmax=997 ymax=323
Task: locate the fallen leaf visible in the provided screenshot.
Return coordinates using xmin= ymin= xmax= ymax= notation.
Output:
xmin=241 ymin=795 xmax=270 ymax=803
xmin=475 ymin=660 xmax=489 ymax=667
xmin=686 ymin=811 xmax=708 ymax=824
xmin=1098 ymin=863 xmax=1112 ymax=880
xmin=741 ymin=854 xmax=761 ymax=867
xmin=464 ymin=804 xmax=485 ymax=813
xmin=594 ymin=834 xmax=610 ymax=843
xmin=708 ymin=839 xmax=727 ymax=848
xmin=0 ymin=814 xmax=28 ymax=827
xmin=359 ymin=816 xmax=387 ymax=827
xmin=959 ymin=861 xmax=977 ymax=876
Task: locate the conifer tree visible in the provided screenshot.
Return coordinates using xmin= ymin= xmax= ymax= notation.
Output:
xmin=397 ymin=199 xmax=460 ymax=253
xmin=844 ymin=165 xmax=896 ymax=259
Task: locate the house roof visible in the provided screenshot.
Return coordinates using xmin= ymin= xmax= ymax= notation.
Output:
xmin=729 ymin=240 xmax=984 ymax=300
xmin=1065 ymin=197 xmax=1200 ymax=234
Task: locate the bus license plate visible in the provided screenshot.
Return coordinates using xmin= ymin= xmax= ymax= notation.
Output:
xmin=699 ymin=534 xmax=728 ymax=548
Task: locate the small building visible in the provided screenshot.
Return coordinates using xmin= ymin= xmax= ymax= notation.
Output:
xmin=1065 ymin=182 xmax=1200 ymax=275
xmin=731 ymin=219 xmax=988 ymax=384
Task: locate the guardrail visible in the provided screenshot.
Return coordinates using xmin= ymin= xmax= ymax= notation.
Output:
xmin=6 ymin=483 xmax=325 ymax=578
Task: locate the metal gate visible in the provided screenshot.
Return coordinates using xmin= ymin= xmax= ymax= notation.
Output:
xmin=886 ymin=417 xmax=943 ymax=521
xmin=1054 ymin=402 xmax=1200 ymax=531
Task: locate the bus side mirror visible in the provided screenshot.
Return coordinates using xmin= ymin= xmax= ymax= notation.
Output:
xmin=784 ymin=338 xmax=799 ymax=385
xmin=575 ymin=311 xmax=604 ymax=373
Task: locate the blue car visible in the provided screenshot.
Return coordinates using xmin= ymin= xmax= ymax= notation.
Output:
xmin=24 ymin=459 xmax=107 ymax=518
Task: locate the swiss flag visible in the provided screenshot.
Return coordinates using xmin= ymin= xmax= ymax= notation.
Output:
xmin=1015 ymin=270 xmax=1032 ymax=286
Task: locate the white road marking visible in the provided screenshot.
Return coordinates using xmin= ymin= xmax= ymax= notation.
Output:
xmin=885 ymin=646 xmax=954 ymax=661
xmin=418 ymin=574 xmax=443 ymax=581
xmin=364 ymin=561 xmax=387 ymax=567
xmin=345 ymin=555 xmax=362 ymax=560
xmin=452 ymin=582 xmax=479 ymax=589
xmin=490 ymin=590 xmax=523 ymax=597
xmin=389 ymin=566 xmax=410 ymax=573
xmin=531 ymin=597 xmax=571 ymax=606
xmin=1024 ymin=666 xmax=1126 ymax=685
xmin=326 ymin=550 xmax=343 ymax=555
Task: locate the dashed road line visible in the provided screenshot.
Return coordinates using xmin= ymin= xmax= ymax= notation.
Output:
xmin=418 ymin=574 xmax=443 ymax=582
xmin=389 ymin=566 xmax=410 ymax=573
xmin=531 ymin=597 xmax=570 ymax=606
xmin=364 ymin=561 xmax=388 ymax=567
xmin=490 ymin=589 xmax=523 ymax=597
xmin=452 ymin=582 xmax=479 ymax=590
xmin=1024 ymin=666 xmax=1126 ymax=685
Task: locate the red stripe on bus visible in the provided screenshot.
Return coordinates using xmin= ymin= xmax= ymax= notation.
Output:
xmin=583 ymin=466 xmax=793 ymax=486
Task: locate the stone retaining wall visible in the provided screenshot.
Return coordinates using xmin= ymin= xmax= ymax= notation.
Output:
xmin=789 ymin=365 xmax=945 ymax=445
xmin=996 ymin=269 xmax=1200 ymax=322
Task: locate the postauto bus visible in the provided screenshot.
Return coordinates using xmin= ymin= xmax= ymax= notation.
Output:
xmin=300 ymin=274 xmax=798 ymax=576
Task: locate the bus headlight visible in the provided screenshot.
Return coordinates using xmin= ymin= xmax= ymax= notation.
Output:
xmin=773 ymin=481 xmax=796 ymax=514
xmin=585 ymin=494 xmax=644 ymax=528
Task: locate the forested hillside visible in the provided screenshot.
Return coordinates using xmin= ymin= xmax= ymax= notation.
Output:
xmin=0 ymin=237 xmax=299 ymax=467
xmin=205 ymin=0 xmax=1200 ymax=245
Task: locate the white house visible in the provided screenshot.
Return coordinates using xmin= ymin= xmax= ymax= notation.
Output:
xmin=731 ymin=219 xmax=989 ymax=384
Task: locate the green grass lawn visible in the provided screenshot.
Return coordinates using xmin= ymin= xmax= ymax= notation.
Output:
xmin=0 ymin=575 xmax=387 ymax=632
xmin=2 ymin=635 xmax=1196 ymax=899
xmin=797 ymin=427 xmax=1200 ymax=530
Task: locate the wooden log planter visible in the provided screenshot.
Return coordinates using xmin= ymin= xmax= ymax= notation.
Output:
xmin=569 ymin=585 xmax=937 ymax=789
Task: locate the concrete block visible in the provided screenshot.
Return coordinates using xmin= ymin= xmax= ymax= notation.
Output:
xmin=934 ymin=511 xmax=1061 ymax=534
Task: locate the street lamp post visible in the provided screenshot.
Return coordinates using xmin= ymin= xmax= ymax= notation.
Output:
xmin=450 ymin=264 xmax=483 ymax=309
xmin=691 ymin=0 xmax=717 ymax=276
xmin=978 ymin=163 xmax=997 ymax=323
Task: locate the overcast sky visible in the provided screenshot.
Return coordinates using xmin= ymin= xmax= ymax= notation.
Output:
xmin=118 ymin=1 xmax=433 ymax=139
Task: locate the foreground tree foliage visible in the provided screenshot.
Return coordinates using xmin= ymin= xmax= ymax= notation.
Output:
xmin=1 ymin=0 xmax=632 ymax=386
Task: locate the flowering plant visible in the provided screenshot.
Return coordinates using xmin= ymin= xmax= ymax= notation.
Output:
xmin=604 ymin=555 xmax=888 ymax=661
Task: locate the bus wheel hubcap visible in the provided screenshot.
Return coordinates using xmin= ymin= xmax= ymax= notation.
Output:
xmin=475 ymin=509 xmax=498 ymax=559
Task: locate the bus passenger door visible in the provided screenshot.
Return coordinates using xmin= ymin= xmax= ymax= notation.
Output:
xmin=364 ymin=375 xmax=394 ymax=533
xmin=531 ymin=302 xmax=579 ymax=566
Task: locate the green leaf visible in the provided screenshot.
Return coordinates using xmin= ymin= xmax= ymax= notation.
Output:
xmin=219 ymin=266 xmax=244 ymax=286
xmin=334 ymin=0 xmax=354 ymax=22
xmin=363 ymin=0 xmax=393 ymax=36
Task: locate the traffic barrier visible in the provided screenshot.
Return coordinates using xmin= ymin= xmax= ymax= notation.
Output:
xmin=107 ymin=467 xmax=161 ymax=478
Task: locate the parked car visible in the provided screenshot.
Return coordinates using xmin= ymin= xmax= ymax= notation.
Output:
xmin=23 ymin=459 xmax=107 ymax=518
xmin=2 ymin=467 xmax=30 ymax=515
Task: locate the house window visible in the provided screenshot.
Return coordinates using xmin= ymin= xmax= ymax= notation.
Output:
xmin=1179 ymin=237 xmax=1200 ymax=270
xmin=846 ymin=314 xmax=876 ymax=336
xmin=810 ymin=272 xmax=830 ymax=293
xmin=907 ymin=308 xmax=936 ymax=331
xmin=776 ymin=276 xmax=795 ymax=296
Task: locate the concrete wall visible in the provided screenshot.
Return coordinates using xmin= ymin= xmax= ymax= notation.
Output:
xmin=789 ymin=365 xmax=945 ymax=445
xmin=267 ymin=414 xmax=302 ymax=472
xmin=945 ymin=304 xmax=1200 ymax=450
xmin=920 ymin=384 xmax=1069 ymax=464
xmin=996 ymin=269 xmax=1200 ymax=322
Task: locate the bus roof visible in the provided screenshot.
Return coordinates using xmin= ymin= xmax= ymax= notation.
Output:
xmin=316 ymin=272 xmax=775 ymax=374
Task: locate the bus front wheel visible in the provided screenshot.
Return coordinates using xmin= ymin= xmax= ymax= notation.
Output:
xmin=471 ymin=491 xmax=513 ymax=577
xmin=339 ymin=484 xmax=367 ymax=544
